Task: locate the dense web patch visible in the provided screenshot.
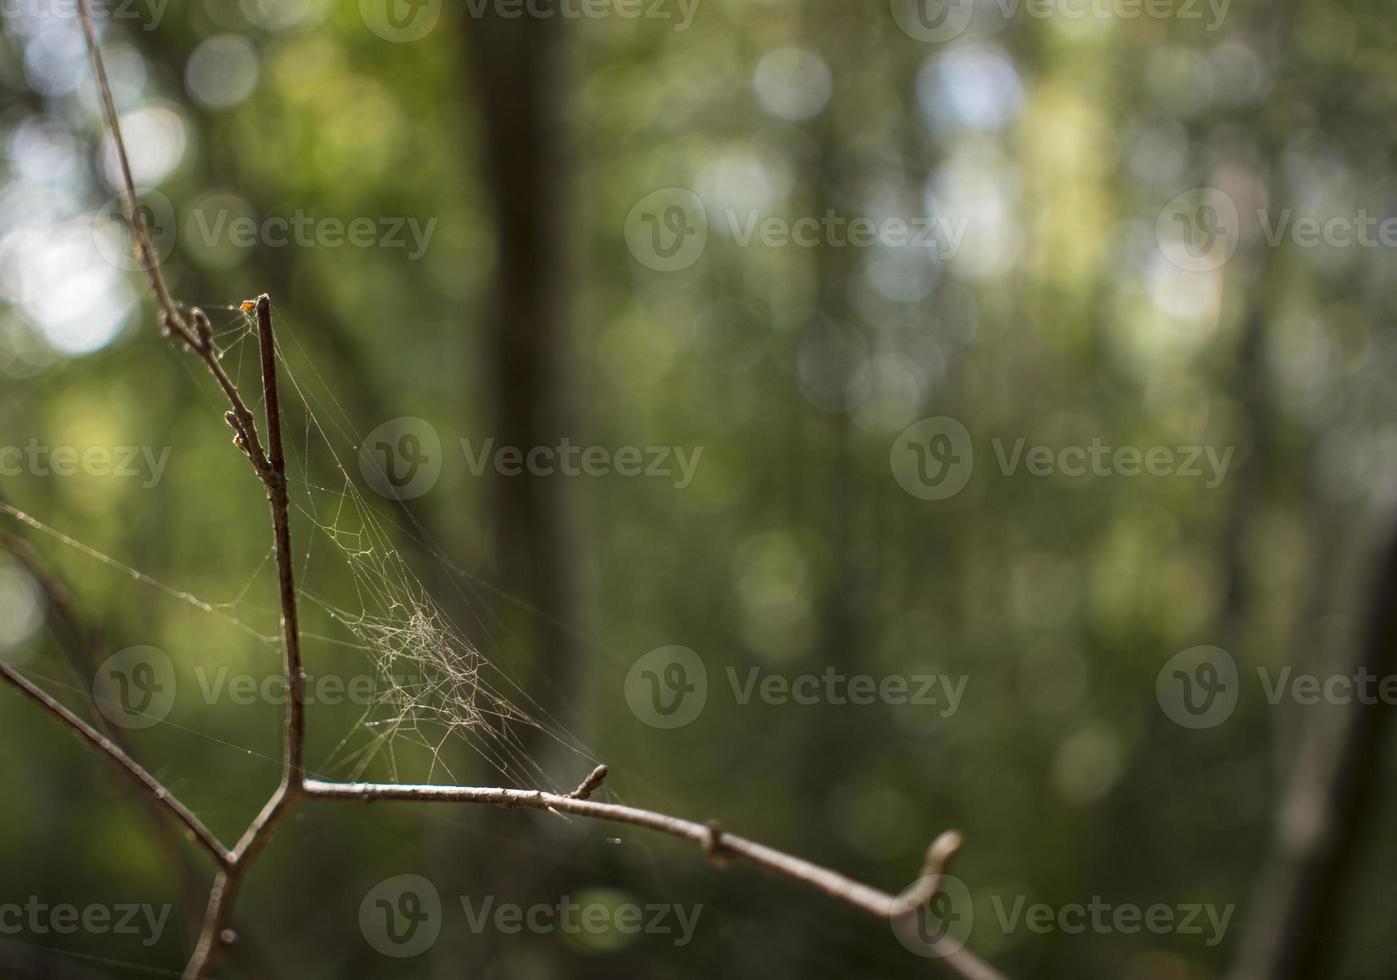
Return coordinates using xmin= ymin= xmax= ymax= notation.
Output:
xmin=5 ymin=304 xmax=593 ymax=792
xmin=273 ymin=305 xmax=595 ymax=788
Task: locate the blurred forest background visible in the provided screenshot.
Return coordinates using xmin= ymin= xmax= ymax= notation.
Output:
xmin=2 ymin=0 xmax=1397 ymax=977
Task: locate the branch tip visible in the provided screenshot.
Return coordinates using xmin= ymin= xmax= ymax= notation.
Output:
xmin=570 ymin=764 xmax=609 ymax=800
xmin=890 ymin=829 xmax=965 ymax=918
xmin=925 ymin=829 xmax=964 ymax=874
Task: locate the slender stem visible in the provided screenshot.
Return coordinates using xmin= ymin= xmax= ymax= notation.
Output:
xmin=1 ymin=530 xmax=229 ymax=946
xmin=254 ymin=294 xmax=306 ymax=788
xmin=76 ymin=0 xmax=191 ymax=342
xmin=186 ymin=785 xmax=298 ymax=980
xmin=187 ymin=870 xmax=235 ymax=978
xmin=0 ymin=662 xmax=232 ymax=866
xmin=302 ymin=778 xmax=1002 ymax=980
xmin=303 ymin=779 xmax=917 ymax=918
xmin=183 ymin=295 xmax=305 ymax=978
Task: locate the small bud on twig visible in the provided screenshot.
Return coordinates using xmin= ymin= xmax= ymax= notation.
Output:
xmin=192 ymin=308 xmax=213 ymax=350
xmin=570 ymin=764 xmax=609 ymax=800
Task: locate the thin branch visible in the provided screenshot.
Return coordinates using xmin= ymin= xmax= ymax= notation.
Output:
xmin=305 ymin=781 xmax=1003 ymax=977
xmin=302 ymin=779 xmax=1002 ymax=979
xmin=183 ymin=294 xmax=308 ymax=979
xmin=186 ymin=784 xmax=298 ymax=978
xmin=0 ymin=661 xmax=232 ymax=866
xmin=76 ymin=0 xmax=269 ymax=480
xmin=1 ymin=530 xmax=227 ymax=946
xmin=76 ymin=0 xmax=189 ymax=343
xmin=303 ymin=778 xmax=964 ymax=921
xmin=78 ymin=5 xmax=305 ymax=963
xmin=254 ymin=294 xmax=306 ymax=788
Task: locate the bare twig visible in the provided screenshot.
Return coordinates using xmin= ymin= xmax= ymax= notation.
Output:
xmin=61 ymin=6 xmax=1010 ymax=980
xmin=0 ymin=661 xmax=231 ymax=866
xmin=0 ymin=530 xmax=225 ymax=947
xmin=187 ymin=785 xmax=298 ymax=977
xmin=79 ymin=8 xmax=306 ymax=972
xmin=254 ymin=295 xmax=306 ymax=788
xmin=302 ymin=779 xmax=1005 ymax=980
xmin=304 ymin=779 xmax=907 ymax=918
xmin=182 ymin=294 xmax=306 ymax=978
xmin=76 ymin=0 xmax=184 ymax=340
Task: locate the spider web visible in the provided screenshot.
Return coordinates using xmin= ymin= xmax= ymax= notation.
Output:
xmin=271 ymin=306 xmax=598 ymax=789
xmin=4 ymin=304 xmax=596 ymax=793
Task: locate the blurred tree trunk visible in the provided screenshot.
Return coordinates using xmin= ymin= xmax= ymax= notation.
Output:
xmin=1231 ymin=524 xmax=1397 ymax=980
xmin=1221 ymin=4 xmax=1397 ymax=976
xmin=462 ymin=4 xmax=581 ymax=756
xmin=449 ymin=7 xmax=590 ymax=977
